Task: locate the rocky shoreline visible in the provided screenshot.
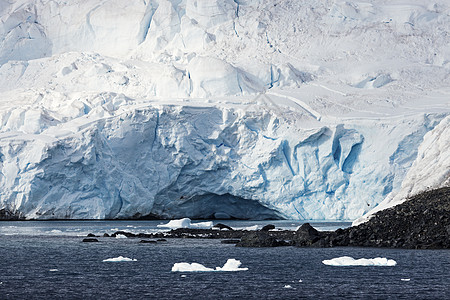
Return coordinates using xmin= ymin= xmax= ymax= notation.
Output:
xmin=85 ymin=187 xmax=450 ymax=249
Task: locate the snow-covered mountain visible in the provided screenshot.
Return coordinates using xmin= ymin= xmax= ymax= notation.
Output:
xmin=0 ymin=0 xmax=449 ymax=220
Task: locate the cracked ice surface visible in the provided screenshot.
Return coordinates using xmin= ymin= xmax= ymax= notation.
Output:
xmin=0 ymin=0 xmax=449 ymax=220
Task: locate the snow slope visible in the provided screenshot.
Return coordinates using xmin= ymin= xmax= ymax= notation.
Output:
xmin=353 ymin=115 xmax=450 ymax=225
xmin=0 ymin=0 xmax=449 ymax=220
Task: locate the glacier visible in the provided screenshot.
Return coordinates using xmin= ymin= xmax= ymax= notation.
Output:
xmin=0 ymin=0 xmax=449 ymax=220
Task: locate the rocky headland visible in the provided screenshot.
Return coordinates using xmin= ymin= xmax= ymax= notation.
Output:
xmin=92 ymin=187 xmax=449 ymax=249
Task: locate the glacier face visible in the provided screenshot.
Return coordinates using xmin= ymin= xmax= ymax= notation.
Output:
xmin=0 ymin=0 xmax=449 ymax=220
xmin=354 ymin=115 xmax=450 ymax=225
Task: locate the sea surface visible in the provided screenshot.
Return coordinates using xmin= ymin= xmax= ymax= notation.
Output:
xmin=0 ymin=221 xmax=449 ymax=299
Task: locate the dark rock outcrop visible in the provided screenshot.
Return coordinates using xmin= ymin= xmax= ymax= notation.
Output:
xmin=333 ymin=187 xmax=450 ymax=249
xmin=292 ymin=187 xmax=450 ymax=249
xmin=82 ymin=238 xmax=99 ymax=242
xmin=261 ymin=224 xmax=275 ymax=231
xmin=96 ymin=188 xmax=449 ymax=249
xmin=221 ymin=239 xmax=241 ymax=244
xmin=0 ymin=209 xmax=24 ymax=220
xmin=293 ymin=223 xmax=321 ymax=246
xmin=213 ymin=223 xmax=234 ymax=231
xmin=139 ymin=240 xmax=157 ymax=244
xmin=236 ymin=232 xmax=287 ymax=247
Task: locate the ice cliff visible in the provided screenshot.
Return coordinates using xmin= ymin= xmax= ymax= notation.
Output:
xmin=0 ymin=0 xmax=449 ymax=220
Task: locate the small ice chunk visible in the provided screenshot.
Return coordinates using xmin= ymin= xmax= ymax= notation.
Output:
xmin=115 ymin=234 xmax=127 ymax=239
xmin=322 ymin=256 xmax=396 ymax=266
xmin=171 ymin=262 xmax=215 ymax=272
xmin=103 ymin=256 xmax=137 ymax=262
xmin=172 ymin=259 xmax=248 ymax=272
xmin=284 ymin=285 xmax=293 ymax=289
xmin=49 ymin=269 xmax=59 ymax=272
xmin=401 ymin=278 xmax=411 ymax=281
xmin=244 ymin=225 xmax=259 ymax=231
xmin=181 ymin=275 xmax=187 ymax=278
xmin=190 ymin=221 xmax=214 ymax=229
xmin=157 ymin=218 xmax=213 ymax=229
xmin=298 ymin=279 xmax=303 ymax=283
xmin=215 ymin=259 xmax=248 ymax=271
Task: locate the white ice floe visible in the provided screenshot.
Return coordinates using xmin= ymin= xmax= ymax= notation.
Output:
xmin=284 ymin=285 xmax=293 ymax=289
xmin=115 ymin=234 xmax=127 ymax=239
xmin=103 ymin=256 xmax=137 ymax=262
xmin=171 ymin=262 xmax=215 ymax=272
xmin=322 ymin=256 xmax=397 ymax=266
xmin=49 ymin=269 xmax=59 ymax=272
xmin=215 ymin=259 xmax=249 ymax=271
xmin=157 ymin=218 xmax=213 ymax=229
xmin=243 ymin=225 xmax=259 ymax=231
xmin=172 ymin=259 xmax=248 ymax=272
xmin=401 ymin=278 xmax=411 ymax=281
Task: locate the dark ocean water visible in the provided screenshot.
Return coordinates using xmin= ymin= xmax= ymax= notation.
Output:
xmin=0 ymin=221 xmax=449 ymax=299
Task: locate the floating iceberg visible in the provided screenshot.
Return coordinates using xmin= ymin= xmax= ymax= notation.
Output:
xmin=157 ymin=218 xmax=213 ymax=229
xmin=172 ymin=259 xmax=248 ymax=272
xmin=322 ymin=256 xmax=396 ymax=266
xmin=103 ymin=256 xmax=137 ymax=262
xmin=215 ymin=259 xmax=248 ymax=271
xmin=171 ymin=262 xmax=214 ymax=272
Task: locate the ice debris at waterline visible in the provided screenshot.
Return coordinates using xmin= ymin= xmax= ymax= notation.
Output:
xmin=172 ymin=259 xmax=248 ymax=272
xmin=103 ymin=256 xmax=137 ymax=262
xmin=322 ymin=256 xmax=397 ymax=267
xmin=157 ymin=218 xmax=213 ymax=229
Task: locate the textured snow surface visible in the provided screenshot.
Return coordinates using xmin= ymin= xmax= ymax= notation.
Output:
xmin=322 ymin=256 xmax=397 ymax=266
xmin=172 ymin=259 xmax=248 ymax=272
xmin=0 ymin=0 xmax=449 ymax=220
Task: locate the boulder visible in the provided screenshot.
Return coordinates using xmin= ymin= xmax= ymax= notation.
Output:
xmin=213 ymin=223 xmax=234 ymax=231
xmin=139 ymin=240 xmax=157 ymax=244
xmin=261 ymin=224 xmax=275 ymax=231
xmin=236 ymin=232 xmax=281 ymax=247
xmin=293 ymin=223 xmax=321 ymax=247
xmin=82 ymin=238 xmax=99 ymax=242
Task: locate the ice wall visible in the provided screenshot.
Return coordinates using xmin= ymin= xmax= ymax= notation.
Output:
xmin=0 ymin=0 xmax=449 ymax=220
xmin=0 ymin=92 xmax=445 ymax=219
xmin=354 ymin=115 xmax=450 ymax=225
